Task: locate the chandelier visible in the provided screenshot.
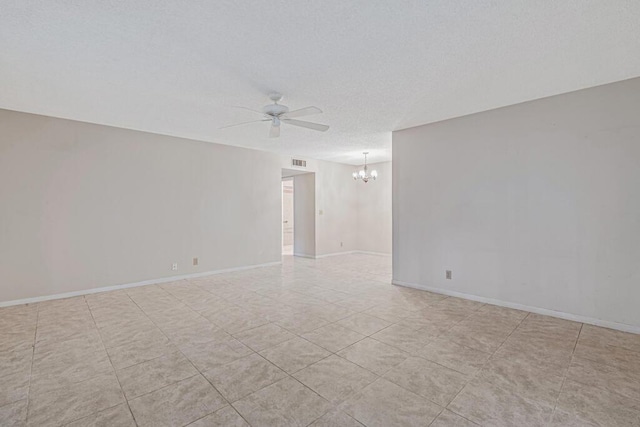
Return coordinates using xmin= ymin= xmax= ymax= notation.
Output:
xmin=352 ymin=152 xmax=378 ymax=183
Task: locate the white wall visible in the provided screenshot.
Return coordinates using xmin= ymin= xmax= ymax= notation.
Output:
xmin=293 ymin=173 xmax=316 ymax=257
xmin=0 ymin=109 xmax=281 ymax=303
xmin=357 ymin=161 xmax=392 ymax=254
xmin=314 ymin=160 xmax=359 ymax=256
xmin=393 ymin=77 xmax=640 ymax=330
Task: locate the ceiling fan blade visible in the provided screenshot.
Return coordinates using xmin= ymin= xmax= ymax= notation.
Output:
xmin=219 ymin=119 xmax=269 ymax=129
xmin=269 ymin=124 xmax=280 ymax=138
xmin=282 ymin=118 xmax=329 ymax=132
xmin=281 ymin=106 xmax=322 ymax=119
xmin=230 ymin=105 xmax=266 ymax=116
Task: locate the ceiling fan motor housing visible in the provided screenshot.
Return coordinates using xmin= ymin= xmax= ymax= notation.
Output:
xmin=263 ymin=104 xmax=289 ymax=116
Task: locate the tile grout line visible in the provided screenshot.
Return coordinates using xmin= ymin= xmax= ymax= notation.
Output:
xmin=550 ymin=322 xmax=584 ymax=419
xmin=83 ymin=295 xmax=140 ymax=427
xmin=23 ymin=302 xmax=40 ymax=425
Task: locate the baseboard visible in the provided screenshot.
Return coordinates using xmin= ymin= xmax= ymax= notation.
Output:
xmin=354 ymin=251 xmax=392 ymax=257
xmin=314 ymin=251 xmax=358 ymax=259
xmin=293 ymin=253 xmax=316 ymax=259
xmin=0 ymin=261 xmax=282 ymax=308
xmin=294 ymin=250 xmax=392 ymax=259
xmin=392 ymin=279 xmax=640 ymax=335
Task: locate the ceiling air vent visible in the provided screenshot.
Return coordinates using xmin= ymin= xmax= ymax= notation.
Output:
xmin=292 ymin=158 xmax=307 ymax=168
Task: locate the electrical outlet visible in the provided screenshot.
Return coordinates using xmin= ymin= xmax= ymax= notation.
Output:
xmin=340 ymin=242 xmax=343 ymax=247
xmin=172 ymin=263 xmax=178 ymax=271
xmin=446 ymin=270 xmax=452 ymax=280
xmin=193 ymin=257 xmax=198 ymax=266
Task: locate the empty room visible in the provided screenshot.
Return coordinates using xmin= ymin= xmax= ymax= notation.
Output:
xmin=1 ymin=2 xmax=639 ymax=426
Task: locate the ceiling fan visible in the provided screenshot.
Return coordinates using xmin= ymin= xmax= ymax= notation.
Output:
xmin=220 ymin=93 xmax=329 ymax=138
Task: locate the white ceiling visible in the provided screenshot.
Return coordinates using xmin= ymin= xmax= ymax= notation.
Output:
xmin=2 ymin=1 xmax=639 ymax=164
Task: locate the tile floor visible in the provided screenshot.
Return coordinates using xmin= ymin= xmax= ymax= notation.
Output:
xmin=1 ymin=254 xmax=640 ymax=426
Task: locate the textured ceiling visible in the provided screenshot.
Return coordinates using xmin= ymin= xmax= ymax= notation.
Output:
xmin=1 ymin=1 xmax=639 ymax=164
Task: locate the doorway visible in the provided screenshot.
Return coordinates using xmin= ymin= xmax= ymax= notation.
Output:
xmin=281 ymin=169 xmax=316 ymax=258
xmin=282 ymin=178 xmax=294 ymax=255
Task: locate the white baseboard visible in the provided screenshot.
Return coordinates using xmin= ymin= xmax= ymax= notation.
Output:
xmin=392 ymin=279 xmax=640 ymax=335
xmin=0 ymin=261 xmax=282 ymax=308
xmin=354 ymin=251 xmax=392 ymax=257
xmin=312 ymin=251 xmax=391 ymax=259
xmin=293 ymin=253 xmax=316 ymax=259
xmin=314 ymin=251 xmax=358 ymax=259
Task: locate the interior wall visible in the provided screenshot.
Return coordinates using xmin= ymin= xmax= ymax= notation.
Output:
xmin=356 ymin=161 xmax=392 ymax=254
xmin=393 ymin=77 xmax=640 ymax=330
xmin=293 ymin=173 xmax=316 ymax=258
xmin=0 ymin=109 xmax=282 ymax=303
xmin=314 ymin=160 xmax=359 ymax=256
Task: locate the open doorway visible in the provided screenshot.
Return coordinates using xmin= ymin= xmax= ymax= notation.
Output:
xmin=282 ymin=178 xmax=294 ymax=255
xmin=282 ymin=169 xmax=316 ymax=258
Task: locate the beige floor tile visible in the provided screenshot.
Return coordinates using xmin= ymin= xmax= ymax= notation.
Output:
xmin=203 ymin=353 xmax=287 ymax=402
xmin=308 ymin=408 xmax=364 ymax=426
xmin=232 ymin=377 xmax=331 ymax=427
xmin=30 ymin=349 xmax=114 ymax=396
xmin=555 ymin=379 xmax=640 ymax=427
xmin=162 ymin=322 xmax=229 ymax=347
xmin=443 ymin=323 xmax=512 ymax=354
xmin=116 ymin=351 xmax=198 ymax=399
xmin=548 ymin=407 xmax=600 ymax=427
xmin=302 ymin=324 xmax=366 ymax=353
xmin=567 ymin=356 xmax=640 ymax=402
xmin=418 ymin=337 xmax=490 ymax=376
xmin=340 ymin=378 xmax=442 ymax=427
xmin=129 ymin=374 xmax=227 ymax=427
xmin=0 ymin=331 xmax=35 ymax=353
xmin=477 ymin=356 xmax=565 ymax=406
xmin=337 ymin=337 xmax=408 ymax=375
xmin=99 ymin=321 xmax=158 ymax=349
xmin=205 ymin=307 xmax=270 ymax=334
xmin=275 ymin=312 xmax=329 ymax=335
xmin=65 ymin=404 xmax=136 ymax=427
xmin=430 ymin=409 xmax=479 ymax=426
xmin=492 ymin=334 xmax=575 ymax=371
xmin=370 ymin=324 xmax=430 ymax=354
xmin=188 ymin=405 xmax=249 ymax=426
xmin=33 ymin=331 xmax=104 ymax=359
xmin=579 ymin=324 xmax=640 ymax=353
xmin=335 ymin=313 xmax=391 ymax=336
xmin=0 ymin=371 xmax=29 ymax=408
xmin=27 ymin=372 xmax=125 ymax=427
xmin=0 ymin=349 xmax=32 ymax=378
xmin=574 ymin=340 xmax=640 ymax=372
xmin=106 ymin=329 xmax=177 ymax=369
xmin=180 ymin=336 xmax=253 ymax=372
xmin=0 ymin=399 xmax=27 ymax=426
xmin=383 ymin=356 xmax=468 ymax=406
xmin=448 ymin=378 xmax=554 ymax=427
xmin=259 ymin=337 xmax=331 ymax=374
xmin=293 ymin=355 xmax=377 ymax=404
xmin=234 ymin=323 xmax=295 ymax=352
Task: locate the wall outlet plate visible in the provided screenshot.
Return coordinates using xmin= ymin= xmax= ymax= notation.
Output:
xmin=172 ymin=263 xmax=178 ymax=271
xmin=193 ymin=257 xmax=198 ymax=266
xmin=446 ymin=270 xmax=452 ymax=280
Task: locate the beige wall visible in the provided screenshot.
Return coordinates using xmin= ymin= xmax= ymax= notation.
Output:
xmin=0 ymin=109 xmax=282 ymax=302
xmin=393 ymin=77 xmax=640 ymax=330
xmin=357 ymin=161 xmax=392 ymax=254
